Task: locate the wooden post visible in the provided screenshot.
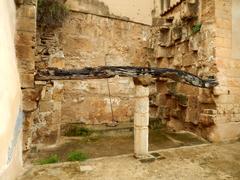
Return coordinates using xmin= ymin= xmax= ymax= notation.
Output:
xmin=134 ymin=85 xmax=149 ymax=157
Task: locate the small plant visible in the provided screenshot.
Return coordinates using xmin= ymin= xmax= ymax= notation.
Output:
xmin=65 ymin=127 xmax=92 ymax=137
xmin=37 ymin=154 xmax=59 ymax=165
xmin=67 ymin=151 xmax=88 ymax=162
xmin=192 ymin=23 xmax=202 ymax=34
xmin=37 ymin=0 xmax=69 ymax=27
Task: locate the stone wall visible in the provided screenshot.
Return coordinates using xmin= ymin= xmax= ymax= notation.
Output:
xmin=150 ymin=0 xmax=218 ymax=140
xmin=17 ymin=0 xmax=240 ymax=152
xmin=24 ymin=9 xmax=151 ymax=147
xmin=151 ymin=0 xmax=240 ymax=141
xmin=212 ymin=0 xmax=240 ymax=141
xmin=15 ymin=0 xmax=38 ymax=154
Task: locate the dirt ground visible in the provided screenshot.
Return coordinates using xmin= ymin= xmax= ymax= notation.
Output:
xmin=27 ymin=129 xmax=207 ymax=163
xmin=19 ymin=140 xmax=240 ymax=180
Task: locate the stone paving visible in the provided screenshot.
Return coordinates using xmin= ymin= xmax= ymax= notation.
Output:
xmin=19 ymin=140 xmax=240 ymax=180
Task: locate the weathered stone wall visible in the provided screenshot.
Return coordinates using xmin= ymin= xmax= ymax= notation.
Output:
xmin=151 ymin=0 xmax=240 ymax=141
xmin=29 ymin=11 xmax=151 ymax=146
xmin=211 ymin=0 xmax=240 ymax=141
xmin=17 ymin=0 xmax=240 ymax=152
xmin=15 ymin=0 xmax=38 ymax=154
xmin=150 ymin=0 xmax=218 ymax=140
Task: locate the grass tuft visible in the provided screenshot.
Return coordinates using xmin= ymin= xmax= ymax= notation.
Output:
xmin=37 ymin=154 xmax=59 ymax=165
xmin=67 ymin=151 xmax=88 ymax=162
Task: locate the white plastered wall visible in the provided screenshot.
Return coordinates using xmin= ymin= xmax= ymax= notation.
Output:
xmin=0 ymin=0 xmax=22 ymax=179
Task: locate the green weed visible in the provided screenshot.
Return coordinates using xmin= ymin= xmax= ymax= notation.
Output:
xmin=67 ymin=151 xmax=88 ymax=162
xmin=37 ymin=154 xmax=59 ymax=165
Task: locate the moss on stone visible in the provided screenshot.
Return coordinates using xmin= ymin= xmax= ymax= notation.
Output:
xmin=64 ymin=126 xmax=92 ymax=137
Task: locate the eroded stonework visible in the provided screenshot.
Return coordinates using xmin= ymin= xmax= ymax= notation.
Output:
xmin=20 ymin=9 xmax=151 ymax=148
xmin=17 ymin=0 xmax=240 ymax=152
xmin=150 ymin=0 xmax=217 ymax=140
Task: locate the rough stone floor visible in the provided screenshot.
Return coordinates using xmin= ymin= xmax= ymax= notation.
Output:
xmin=19 ymin=140 xmax=240 ymax=180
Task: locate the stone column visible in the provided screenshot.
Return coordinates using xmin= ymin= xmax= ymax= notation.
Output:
xmin=134 ymin=85 xmax=149 ymax=157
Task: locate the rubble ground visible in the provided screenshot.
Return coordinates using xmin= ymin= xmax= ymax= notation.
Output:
xmin=19 ymin=140 xmax=240 ymax=180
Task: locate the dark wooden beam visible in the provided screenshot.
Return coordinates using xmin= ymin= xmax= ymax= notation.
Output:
xmin=35 ymin=66 xmax=218 ymax=88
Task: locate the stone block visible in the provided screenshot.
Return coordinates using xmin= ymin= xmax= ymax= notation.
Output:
xmin=134 ymin=113 xmax=149 ymax=127
xmin=180 ymin=1 xmax=198 ymax=20
xmin=133 ymin=76 xmax=154 ymax=86
xmin=16 ymin=31 xmax=35 ymax=46
xmin=181 ymin=26 xmax=189 ymax=41
xmin=149 ymin=84 xmax=157 ymax=96
xmin=134 ymin=97 xmax=149 ymax=114
xmin=22 ymin=89 xmax=40 ymax=112
xmin=134 ymin=126 xmax=148 ymax=156
xmin=135 ymin=86 xmax=149 ymax=97
xmin=16 ymin=17 xmax=36 ymax=32
xmin=33 ymin=127 xmax=58 ymax=145
xmin=172 ymin=54 xmax=182 ymax=67
xmin=156 ymin=80 xmax=168 ymax=93
xmin=16 ymin=44 xmax=35 ymax=61
xmin=155 ymin=47 xmax=168 ymax=58
xmin=39 ymin=101 xmax=54 ymax=112
xmin=185 ymin=108 xmax=199 ymax=124
xmin=182 ymin=53 xmax=195 ymax=67
xmin=172 ymin=26 xmax=182 ymax=41
xmin=199 ymin=114 xmax=215 ymax=127
xmin=198 ymin=89 xmax=214 ymax=104
xmin=41 ymin=85 xmax=53 ymax=100
xmin=189 ymin=33 xmax=201 ymax=51
xmin=48 ymin=57 xmax=65 ymax=69
xmin=159 ymin=30 xmax=172 ymax=47
xmin=156 ymin=93 xmax=167 ymax=106
xmin=35 ymin=81 xmax=47 ymax=85
xmin=16 ymin=5 xmax=36 ymax=18
xmin=203 ymin=109 xmax=217 ymax=115
xmin=80 ymin=166 xmax=94 ymax=172
xmin=187 ymin=96 xmax=198 ymax=108
xmin=18 ymin=59 xmax=35 ymax=73
xmin=157 ymin=57 xmax=169 ymax=68
xmin=20 ymin=73 xmax=34 ymax=88
xmin=53 ymin=81 xmax=64 ymax=101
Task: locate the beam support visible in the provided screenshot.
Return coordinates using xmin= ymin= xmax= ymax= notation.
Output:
xmin=134 ymin=85 xmax=149 ymax=157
